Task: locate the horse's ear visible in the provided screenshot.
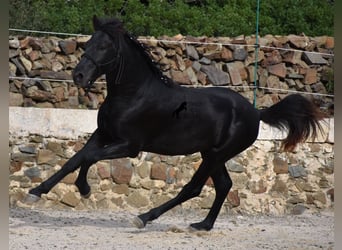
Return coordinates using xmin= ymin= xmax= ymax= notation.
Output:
xmin=93 ymin=15 xmax=101 ymax=31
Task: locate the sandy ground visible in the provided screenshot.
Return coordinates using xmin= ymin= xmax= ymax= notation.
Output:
xmin=9 ymin=207 xmax=334 ymax=250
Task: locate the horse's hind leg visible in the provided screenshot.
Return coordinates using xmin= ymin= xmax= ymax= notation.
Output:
xmin=190 ymin=164 xmax=232 ymax=231
xmin=74 ymin=164 xmax=92 ymax=198
xmin=133 ymin=159 xmax=212 ymax=229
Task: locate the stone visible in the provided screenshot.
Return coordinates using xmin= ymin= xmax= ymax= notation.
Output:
xmin=37 ymin=149 xmax=57 ymax=165
xmin=303 ymin=68 xmax=317 ymax=85
xmin=313 ymin=191 xmax=327 ymax=204
xmin=61 ymin=191 xmax=80 ymax=207
xmin=302 ymin=52 xmax=328 ymax=65
xmin=192 ymin=61 xmax=201 ymax=72
xmin=29 ymin=38 xmax=44 ymax=50
xmin=288 ymin=35 xmax=308 ymax=49
xmin=248 ymin=179 xmax=267 ymax=194
xmin=24 ymin=167 xmax=41 ymax=179
xmin=199 ymin=57 xmax=211 ymax=65
xmin=245 ymin=50 xmax=265 ymax=65
xmin=170 ymin=69 xmax=191 ymax=85
xmin=112 ymin=184 xmax=129 ymax=195
xmin=9 ymin=38 xmax=20 ymax=49
xmin=40 ymin=70 xmax=72 ymax=80
xmin=273 ymin=156 xmax=288 ymax=174
xmin=166 ymin=167 xmax=177 ymax=184
xmin=325 ymin=37 xmax=334 ymax=49
xmin=227 ymin=190 xmax=240 ymax=207
xmin=175 ymin=54 xmax=186 ymax=71
xmin=151 ymin=162 xmax=167 ymax=181
xmin=61 ymin=172 xmax=77 ymax=185
xmin=200 ymin=64 xmax=230 ymax=86
xmin=186 ymin=45 xmax=199 ymax=60
xmin=97 ymin=162 xmax=111 ymax=179
xmin=9 ymin=92 xmax=23 ymax=106
xmin=28 ymin=50 xmax=41 ymax=61
xmin=9 ymin=49 xmax=20 ymax=59
xmin=20 ymin=37 xmax=32 ymax=49
xmin=10 ymin=57 xmax=26 ymax=75
xmin=287 ymin=196 xmax=305 ymax=204
xmin=282 ymin=51 xmax=303 ymax=64
xmin=186 ymin=67 xmax=198 ymax=84
xmin=126 ymin=190 xmax=150 ymax=208
xmin=267 ymin=63 xmax=286 ymax=78
xmin=10 ymin=161 xmax=23 ymax=174
xmin=151 ymin=47 xmax=166 ymax=61
xmin=137 ymin=162 xmax=150 ymax=179
xmin=196 ymin=71 xmax=207 ymax=85
xmin=247 ymin=65 xmax=258 ymax=83
xmin=53 ymin=86 xmax=67 ymax=102
xmin=24 ymin=86 xmax=53 ymax=102
xmin=292 ymin=204 xmax=307 ymax=215
xmin=288 ymin=166 xmax=307 ymax=178
xmin=141 ymin=179 xmax=165 ymax=190
xmin=203 ymin=50 xmax=222 ymax=60
xmin=47 ymin=141 xmax=64 ymax=157
xmin=59 ymin=40 xmax=77 ymax=55
xmin=233 ymin=46 xmax=247 ymax=61
xmin=19 ymin=144 xmax=37 ymax=154
xmin=271 ymin=179 xmax=288 ymax=195
xmin=296 ymin=180 xmax=315 ymax=192
xmin=318 ymin=177 xmax=330 ymax=188
xmin=9 ymin=62 xmax=17 ymax=76
xmin=200 ymin=193 xmax=215 ymax=209
xmin=221 ymin=47 xmax=234 ymax=62
xmin=52 ymin=60 xmax=64 ymax=72
xmin=226 ymin=160 xmax=245 ymax=173
xmin=111 ymin=158 xmax=133 ymax=184
xmin=262 ymin=50 xmax=282 ymax=67
xmin=100 ymin=179 xmax=113 ymax=191
xmin=266 ymin=75 xmax=281 ymax=90
xmin=227 ymin=65 xmax=242 ymax=85
xmin=19 ymin=55 xmax=32 ymax=72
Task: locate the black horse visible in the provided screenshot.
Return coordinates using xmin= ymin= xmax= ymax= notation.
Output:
xmin=28 ymin=16 xmax=324 ymax=231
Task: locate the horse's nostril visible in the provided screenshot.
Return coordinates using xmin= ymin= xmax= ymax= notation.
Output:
xmin=74 ymin=72 xmax=83 ymax=83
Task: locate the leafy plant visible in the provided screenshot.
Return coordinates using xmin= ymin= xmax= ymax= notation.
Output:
xmin=9 ymin=0 xmax=334 ymax=37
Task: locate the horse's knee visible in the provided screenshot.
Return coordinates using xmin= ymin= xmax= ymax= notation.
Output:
xmin=179 ymin=183 xmax=203 ymax=199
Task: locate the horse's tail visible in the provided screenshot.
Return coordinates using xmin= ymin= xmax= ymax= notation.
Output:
xmin=259 ymin=94 xmax=326 ymax=151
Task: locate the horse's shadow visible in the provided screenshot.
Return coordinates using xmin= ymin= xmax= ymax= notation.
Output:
xmin=9 ymin=207 xmax=188 ymax=233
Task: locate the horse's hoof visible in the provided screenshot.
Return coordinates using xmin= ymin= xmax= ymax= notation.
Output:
xmin=24 ymin=193 xmax=41 ymax=204
xmin=81 ymin=191 xmax=91 ymax=199
xmin=188 ymin=223 xmax=212 ymax=232
xmin=132 ymin=216 xmax=145 ymax=229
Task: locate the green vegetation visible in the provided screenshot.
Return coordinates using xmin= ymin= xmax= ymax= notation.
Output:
xmin=10 ymin=0 xmax=334 ymax=37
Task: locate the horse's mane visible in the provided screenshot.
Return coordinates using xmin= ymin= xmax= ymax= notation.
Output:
xmin=97 ymin=17 xmax=173 ymax=86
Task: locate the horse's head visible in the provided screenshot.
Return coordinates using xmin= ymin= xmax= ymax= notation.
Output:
xmin=73 ymin=16 xmax=122 ymax=88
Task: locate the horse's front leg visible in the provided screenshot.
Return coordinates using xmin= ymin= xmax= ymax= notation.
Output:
xmin=27 ymin=130 xmax=102 ymax=201
xmin=73 ymin=139 xmax=139 ymax=198
xmin=27 ymin=130 xmax=137 ymax=202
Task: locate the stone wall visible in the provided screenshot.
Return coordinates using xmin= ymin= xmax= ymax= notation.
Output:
xmin=9 ymin=107 xmax=334 ymax=215
xmin=9 ymin=33 xmax=334 ymax=215
xmin=9 ymin=34 xmax=334 ymax=112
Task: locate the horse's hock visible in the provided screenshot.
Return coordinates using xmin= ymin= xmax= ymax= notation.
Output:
xmin=9 ymin=33 xmax=334 ymax=215
xmin=9 ymin=107 xmax=334 ymax=215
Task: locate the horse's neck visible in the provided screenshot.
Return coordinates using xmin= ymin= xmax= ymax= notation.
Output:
xmin=106 ymin=38 xmax=169 ymax=96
